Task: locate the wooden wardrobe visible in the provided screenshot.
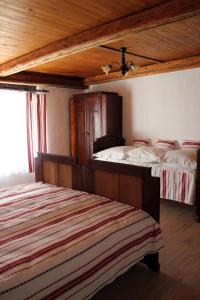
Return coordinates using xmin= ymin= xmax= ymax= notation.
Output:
xmin=70 ymin=91 xmax=122 ymax=165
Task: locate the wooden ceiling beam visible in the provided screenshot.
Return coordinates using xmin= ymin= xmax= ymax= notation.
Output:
xmin=0 ymin=0 xmax=199 ymax=76
xmin=0 ymin=72 xmax=87 ymax=89
xmin=84 ymin=55 xmax=200 ymax=85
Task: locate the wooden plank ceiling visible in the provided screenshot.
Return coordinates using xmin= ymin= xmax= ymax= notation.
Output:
xmin=0 ymin=0 xmax=200 ymax=88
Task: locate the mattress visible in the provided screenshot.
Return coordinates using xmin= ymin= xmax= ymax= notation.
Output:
xmin=95 ymin=158 xmax=196 ymax=205
xmin=0 ymin=182 xmax=163 ymax=300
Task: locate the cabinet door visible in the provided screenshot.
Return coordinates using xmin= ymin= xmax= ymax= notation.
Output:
xmin=86 ymin=95 xmax=102 ymax=159
xmin=75 ymin=97 xmax=87 ymax=164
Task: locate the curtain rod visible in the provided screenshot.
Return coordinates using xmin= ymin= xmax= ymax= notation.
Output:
xmin=0 ymin=83 xmax=49 ymax=93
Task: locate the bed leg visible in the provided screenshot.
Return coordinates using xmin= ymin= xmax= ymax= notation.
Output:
xmin=195 ymin=206 xmax=200 ymax=223
xmin=141 ymin=253 xmax=160 ymax=272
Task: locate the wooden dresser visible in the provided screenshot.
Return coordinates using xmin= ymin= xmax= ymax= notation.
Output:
xmin=70 ymin=91 xmax=122 ymax=164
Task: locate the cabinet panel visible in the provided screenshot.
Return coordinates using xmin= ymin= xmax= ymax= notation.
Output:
xmin=70 ymin=98 xmax=76 ymax=158
xmin=70 ymin=92 xmax=122 ymax=165
xmin=76 ymin=97 xmax=87 ymax=164
xmin=102 ymin=94 xmax=122 ymax=136
xmin=86 ymin=95 xmax=102 ymax=159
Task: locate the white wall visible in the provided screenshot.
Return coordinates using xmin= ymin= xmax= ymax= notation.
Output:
xmin=45 ymin=86 xmax=82 ymax=155
xmin=89 ymin=68 xmax=200 ymax=145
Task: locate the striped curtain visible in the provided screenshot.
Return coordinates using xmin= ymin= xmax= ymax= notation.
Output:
xmin=26 ymin=93 xmax=47 ymax=172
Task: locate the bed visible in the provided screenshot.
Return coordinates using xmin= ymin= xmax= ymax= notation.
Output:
xmin=0 ymin=153 xmax=163 ymax=300
xmin=93 ymin=135 xmax=200 ymax=222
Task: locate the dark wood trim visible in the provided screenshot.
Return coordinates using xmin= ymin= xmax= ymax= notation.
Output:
xmin=38 ymin=152 xmax=75 ymax=165
xmin=35 ymin=157 xmax=42 ymax=182
xmin=87 ymin=159 xmax=160 ymax=223
xmin=142 ymin=176 xmax=160 ymax=223
xmin=0 ymin=83 xmax=48 ymax=93
xmin=87 ymin=159 xmax=151 ymax=178
xmin=93 ymin=135 xmax=125 ymax=154
xmin=84 ymin=55 xmax=200 ymax=85
xmin=35 ymin=152 xmax=82 ymax=190
xmin=0 ymin=72 xmax=87 ymax=89
xmin=0 ymin=0 xmax=199 ymax=76
xmin=70 ymin=93 xmax=123 ymax=164
xmin=195 ymin=148 xmax=200 ymax=222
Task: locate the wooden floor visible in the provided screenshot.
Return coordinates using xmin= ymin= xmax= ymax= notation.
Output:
xmin=92 ymin=200 xmax=200 ymax=300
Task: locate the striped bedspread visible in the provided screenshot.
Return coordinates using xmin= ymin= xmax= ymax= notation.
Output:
xmin=0 ymin=182 xmax=163 ymax=300
xmin=151 ymin=164 xmax=196 ymax=205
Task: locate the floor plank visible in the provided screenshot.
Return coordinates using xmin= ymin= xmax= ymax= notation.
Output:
xmin=92 ymin=200 xmax=200 ymax=300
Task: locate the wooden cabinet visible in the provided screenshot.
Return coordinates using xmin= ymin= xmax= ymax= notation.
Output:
xmin=70 ymin=91 xmax=122 ymax=164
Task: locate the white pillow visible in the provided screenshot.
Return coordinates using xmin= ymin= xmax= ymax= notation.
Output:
xmin=93 ymin=146 xmax=134 ymax=160
xmin=131 ymin=138 xmax=151 ymax=148
xmin=155 ymin=139 xmax=177 ymax=150
xmin=181 ymin=140 xmax=200 ymax=149
xmin=164 ymin=149 xmax=197 ymax=168
xmin=125 ymin=146 xmax=166 ymax=163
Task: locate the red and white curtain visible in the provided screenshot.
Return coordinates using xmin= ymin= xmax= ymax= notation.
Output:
xmin=26 ymin=93 xmax=47 ymax=172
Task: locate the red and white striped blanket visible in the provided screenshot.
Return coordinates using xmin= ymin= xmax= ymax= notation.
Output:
xmin=151 ymin=164 xmax=196 ymax=204
xmin=0 ymin=182 xmax=163 ymax=300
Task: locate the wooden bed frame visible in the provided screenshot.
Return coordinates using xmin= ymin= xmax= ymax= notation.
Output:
xmin=35 ymin=152 xmax=161 ymax=272
xmin=93 ymin=135 xmax=200 ymax=222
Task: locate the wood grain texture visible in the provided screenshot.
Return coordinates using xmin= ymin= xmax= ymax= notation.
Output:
xmin=35 ymin=153 xmax=160 ymax=222
xmin=70 ymin=98 xmax=77 ymax=159
xmin=42 ymin=160 xmax=59 ymax=185
xmin=35 ymin=153 xmax=82 ymax=190
xmin=108 ymin=14 xmax=200 ymax=62
xmin=92 ymin=200 xmax=200 ymax=300
xmin=0 ymin=0 xmax=199 ymax=76
xmin=119 ymin=175 xmax=142 ymax=207
xmin=0 ymin=71 xmax=86 ymax=88
xmin=58 ymin=164 xmax=72 ymax=188
xmin=85 ymin=55 xmax=200 ymax=85
xmin=28 ymin=48 xmax=152 ymax=77
xmin=94 ymin=170 xmax=120 ymax=202
xmin=70 ymin=92 xmax=123 ymax=165
xmin=22 ymin=14 xmax=200 ymax=79
xmin=0 ymin=0 xmax=162 ymax=64
xmin=87 ymin=159 xmax=159 ymax=221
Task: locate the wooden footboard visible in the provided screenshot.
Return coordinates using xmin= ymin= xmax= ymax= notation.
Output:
xmin=35 ymin=153 xmax=82 ymax=190
xmin=35 ymin=153 xmax=160 ymax=222
xmin=86 ymin=159 xmax=160 ymax=223
xmin=35 ymin=153 xmax=161 ymax=271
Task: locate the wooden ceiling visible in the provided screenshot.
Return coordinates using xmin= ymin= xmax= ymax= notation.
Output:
xmin=0 ymin=0 xmax=200 ymax=88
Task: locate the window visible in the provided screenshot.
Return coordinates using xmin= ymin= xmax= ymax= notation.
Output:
xmin=0 ymin=90 xmax=28 ymax=176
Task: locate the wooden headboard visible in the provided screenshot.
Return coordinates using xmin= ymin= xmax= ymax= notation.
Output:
xmin=93 ymin=135 xmax=125 ymax=153
xmin=35 ymin=153 xmax=160 ymax=222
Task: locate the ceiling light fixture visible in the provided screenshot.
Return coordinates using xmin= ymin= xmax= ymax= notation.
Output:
xmin=101 ymin=47 xmax=138 ymax=76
